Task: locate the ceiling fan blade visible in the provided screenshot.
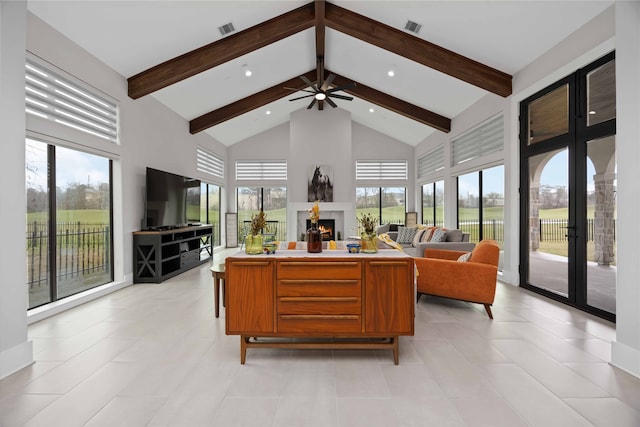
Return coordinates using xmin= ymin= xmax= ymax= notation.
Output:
xmin=307 ymin=98 xmax=317 ymax=109
xmin=327 ymin=82 xmax=357 ymax=93
xmin=326 ymin=97 xmax=338 ymax=108
xmin=320 ymin=74 xmax=336 ymax=91
xmin=284 ymin=87 xmax=316 ymax=94
xmin=299 ymin=75 xmax=317 ymax=90
xmin=328 ymin=93 xmax=353 ymax=101
xmin=318 ymin=100 xmax=324 ymax=110
xmin=289 ymin=94 xmax=315 ymax=101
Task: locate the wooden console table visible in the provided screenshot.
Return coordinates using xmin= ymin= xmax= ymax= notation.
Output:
xmin=224 ymin=250 xmax=415 ymax=364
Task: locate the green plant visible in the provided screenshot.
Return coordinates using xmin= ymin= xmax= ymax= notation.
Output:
xmin=250 ymin=210 xmax=267 ymax=235
xmin=358 ymin=213 xmax=378 ymax=234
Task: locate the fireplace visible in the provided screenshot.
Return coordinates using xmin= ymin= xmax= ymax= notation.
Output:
xmin=306 ymin=219 xmax=335 ymax=241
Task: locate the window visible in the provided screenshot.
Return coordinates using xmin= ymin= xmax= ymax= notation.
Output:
xmin=355 ymin=187 xmax=405 ymax=231
xmin=25 ymin=57 xmax=118 ymax=143
xmin=236 ymin=187 xmax=286 ymax=241
xmin=201 ymin=183 xmax=221 ymax=247
xmin=197 ymin=146 xmax=224 ymax=179
xmin=236 ymin=160 xmax=287 ymax=180
xmin=452 ymin=115 xmax=503 ymax=165
xmin=457 ymin=165 xmax=504 ymax=246
xmin=356 ymin=160 xmax=408 ymax=180
xmin=421 ymin=180 xmax=444 ymax=227
xmin=418 ymin=146 xmax=444 ymax=179
xmin=26 ymin=138 xmax=114 ymax=309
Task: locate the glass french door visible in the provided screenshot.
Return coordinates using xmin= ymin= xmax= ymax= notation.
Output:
xmin=520 ymin=52 xmax=616 ymax=321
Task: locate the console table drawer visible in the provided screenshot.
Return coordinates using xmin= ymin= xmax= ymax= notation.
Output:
xmin=277 ymin=315 xmax=361 ymax=333
xmin=277 ymin=279 xmax=360 ymax=297
xmin=278 ymin=261 xmax=361 ymax=280
xmin=278 ymin=296 xmax=360 ymax=315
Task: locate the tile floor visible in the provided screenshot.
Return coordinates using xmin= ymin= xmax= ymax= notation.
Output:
xmin=1 ymin=249 xmax=640 ymax=427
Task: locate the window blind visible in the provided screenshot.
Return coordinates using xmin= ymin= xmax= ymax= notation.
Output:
xmin=236 ymin=161 xmax=287 ymax=180
xmin=451 ymin=115 xmax=503 ymax=166
xmin=25 ymin=57 xmax=119 ymax=143
xmin=197 ymin=147 xmax=224 ymax=179
xmin=356 ymin=160 xmax=408 ymax=180
xmin=417 ymin=146 xmax=444 ymax=179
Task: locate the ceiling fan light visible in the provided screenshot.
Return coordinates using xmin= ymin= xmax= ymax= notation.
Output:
xmin=315 ymin=93 xmax=327 ymax=101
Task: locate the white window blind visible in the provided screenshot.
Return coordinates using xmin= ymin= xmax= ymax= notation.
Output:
xmin=417 ymin=146 xmax=444 ymax=179
xmin=25 ymin=57 xmax=119 ymax=143
xmin=197 ymin=147 xmax=224 ymax=179
xmin=236 ymin=160 xmax=287 ymax=180
xmin=356 ymin=160 xmax=408 ymax=180
xmin=451 ymin=115 xmax=503 ymax=166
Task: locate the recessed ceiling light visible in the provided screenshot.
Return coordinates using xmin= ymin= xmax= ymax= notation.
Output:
xmin=242 ymin=64 xmax=252 ymax=77
xmin=265 ymin=110 xmax=271 ymax=115
xmin=589 ymin=110 xmax=596 ymax=115
xmin=387 ymin=70 xmax=395 ymax=77
xmin=369 ymin=108 xmax=375 ymax=113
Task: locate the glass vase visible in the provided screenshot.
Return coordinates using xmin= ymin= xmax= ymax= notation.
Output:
xmin=361 ymin=232 xmax=378 ymax=253
xmin=245 ymin=234 xmax=263 ymax=255
xmin=307 ymin=222 xmax=323 ymax=253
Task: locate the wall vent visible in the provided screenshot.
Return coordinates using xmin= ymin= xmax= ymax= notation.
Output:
xmin=404 ymin=20 xmax=422 ymax=34
xmin=218 ymin=22 xmax=235 ymax=36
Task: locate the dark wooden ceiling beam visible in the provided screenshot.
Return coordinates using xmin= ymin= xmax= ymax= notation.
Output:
xmin=190 ymin=69 xmax=451 ymax=134
xmin=326 ymin=70 xmax=451 ymax=133
xmin=189 ymin=71 xmax=317 ymax=134
xmin=128 ymin=2 xmax=315 ymax=99
xmin=324 ymin=2 xmax=512 ymax=97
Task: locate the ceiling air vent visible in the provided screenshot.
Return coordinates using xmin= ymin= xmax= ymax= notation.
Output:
xmin=218 ymin=22 xmax=235 ymax=36
xmin=404 ymin=20 xmax=422 ymax=34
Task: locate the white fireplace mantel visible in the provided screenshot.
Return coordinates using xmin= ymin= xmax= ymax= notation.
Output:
xmin=287 ymin=202 xmax=357 ymax=242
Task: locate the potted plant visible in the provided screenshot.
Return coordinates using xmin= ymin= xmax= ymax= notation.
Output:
xmin=245 ymin=210 xmax=266 ymax=254
xmin=358 ymin=213 xmax=378 ymax=253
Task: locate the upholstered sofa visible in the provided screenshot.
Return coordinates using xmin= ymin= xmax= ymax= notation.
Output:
xmin=376 ymin=224 xmax=476 ymax=257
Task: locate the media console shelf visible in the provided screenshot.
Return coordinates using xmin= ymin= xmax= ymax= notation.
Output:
xmin=133 ymin=225 xmax=213 ymax=283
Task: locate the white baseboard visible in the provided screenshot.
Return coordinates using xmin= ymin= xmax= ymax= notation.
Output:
xmin=611 ymin=340 xmax=640 ymax=379
xmin=0 ymin=340 xmax=33 ymax=380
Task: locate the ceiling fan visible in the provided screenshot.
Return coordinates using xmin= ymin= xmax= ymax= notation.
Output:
xmin=286 ymin=72 xmax=356 ymax=110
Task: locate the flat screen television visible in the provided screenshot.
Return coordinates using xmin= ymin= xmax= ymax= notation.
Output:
xmin=144 ymin=167 xmax=201 ymax=230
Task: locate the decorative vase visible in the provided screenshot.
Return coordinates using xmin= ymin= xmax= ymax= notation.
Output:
xmin=307 ymin=222 xmax=323 ymax=253
xmin=245 ymin=234 xmax=263 ymax=255
xmin=361 ymin=232 xmax=378 ymax=253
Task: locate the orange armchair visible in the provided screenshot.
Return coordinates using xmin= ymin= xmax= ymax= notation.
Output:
xmin=415 ymin=240 xmax=500 ymax=319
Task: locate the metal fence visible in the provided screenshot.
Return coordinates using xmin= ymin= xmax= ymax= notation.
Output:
xmin=26 ymin=222 xmax=111 ymax=288
xmin=538 ymin=218 xmax=615 ymax=242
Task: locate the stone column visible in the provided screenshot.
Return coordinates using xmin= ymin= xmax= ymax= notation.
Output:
xmin=593 ymin=172 xmax=616 ymax=265
xmin=529 ymin=185 xmax=540 ymax=251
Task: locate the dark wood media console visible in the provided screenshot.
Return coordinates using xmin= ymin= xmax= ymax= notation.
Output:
xmin=133 ymin=225 xmax=213 ymax=283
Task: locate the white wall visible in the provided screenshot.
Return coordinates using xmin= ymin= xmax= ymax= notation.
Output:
xmin=612 ymin=0 xmax=640 ymax=378
xmin=0 ymin=1 xmax=32 ymax=379
xmin=226 ymin=107 xmax=413 ymax=241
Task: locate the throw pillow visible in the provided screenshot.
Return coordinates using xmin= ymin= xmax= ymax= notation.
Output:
xmin=457 ymin=252 xmax=472 ymax=262
xmin=430 ymin=227 xmax=446 ymax=242
xmin=412 ymin=228 xmax=427 ymax=247
xmin=375 ymin=223 xmax=390 ymax=235
xmin=445 ymin=229 xmax=463 ymax=242
xmin=396 ymin=226 xmax=418 ymax=244
xmin=421 ymin=227 xmax=435 ymax=242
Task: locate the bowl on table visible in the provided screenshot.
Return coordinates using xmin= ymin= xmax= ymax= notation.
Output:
xmin=263 ymin=243 xmax=277 ymax=254
xmin=346 ymin=243 xmax=361 ymax=253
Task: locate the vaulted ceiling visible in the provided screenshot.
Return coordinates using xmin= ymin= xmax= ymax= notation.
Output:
xmin=27 ymin=0 xmax=613 ymax=146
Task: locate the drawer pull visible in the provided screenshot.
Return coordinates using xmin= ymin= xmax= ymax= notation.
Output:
xmin=232 ymin=261 xmax=270 ymax=266
xmin=281 ymin=262 xmax=359 ymax=268
xmin=280 ymin=297 xmax=358 ymax=302
xmin=279 ymin=279 xmax=358 ymax=285
xmin=280 ymin=315 xmax=360 ymax=320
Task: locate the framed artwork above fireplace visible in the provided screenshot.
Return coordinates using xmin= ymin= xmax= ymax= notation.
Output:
xmin=308 ymin=165 xmax=334 ymax=202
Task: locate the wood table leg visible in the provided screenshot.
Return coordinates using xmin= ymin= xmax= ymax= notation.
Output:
xmin=392 ymin=336 xmax=399 ymax=365
xmin=240 ymin=336 xmax=248 ymax=364
xmin=214 ymin=276 xmax=220 ymax=318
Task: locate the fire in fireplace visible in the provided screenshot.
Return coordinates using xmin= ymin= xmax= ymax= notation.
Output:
xmin=307 ymin=219 xmax=335 ymax=241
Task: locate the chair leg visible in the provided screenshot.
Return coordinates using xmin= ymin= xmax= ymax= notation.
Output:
xmin=416 ymin=292 xmax=422 ymax=303
xmin=484 ymin=304 xmax=493 ymax=319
